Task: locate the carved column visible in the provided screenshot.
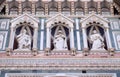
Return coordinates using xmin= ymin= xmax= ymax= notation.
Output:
xmin=9 ymin=27 xmax=15 ymax=49
xmin=46 ymin=28 xmax=50 ymax=48
xmin=70 ymin=27 xmax=76 ymax=55
xmin=82 ymin=27 xmax=89 ymax=55
xmin=70 ymin=27 xmax=75 ymax=49
xmin=106 ymin=27 xmax=114 ymax=55
xmin=106 ymin=28 xmax=112 ymax=49
xmin=82 ymin=28 xmax=88 ymax=49
xmin=32 ymin=28 xmax=38 ymax=56
xmin=6 ymin=26 xmax=16 ymax=55
xmin=33 ymin=28 xmax=38 ymax=49
xmin=45 ymin=27 xmax=51 ymax=55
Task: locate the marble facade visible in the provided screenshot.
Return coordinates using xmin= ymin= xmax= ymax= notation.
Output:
xmin=0 ymin=0 xmax=120 ymax=77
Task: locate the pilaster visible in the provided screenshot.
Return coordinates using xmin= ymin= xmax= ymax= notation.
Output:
xmin=32 ymin=1 xmax=35 ymax=15
xmin=8 ymin=27 xmax=16 ymax=49
xmin=5 ymin=1 xmax=9 ymax=15
xmin=70 ymin=27 xmax=75 ymax=49
xmin=106 ymin=27 xmax=112 ymax=49
xmin=97 ymin=1 xmax=101 ymax=14
xmin=84 ymin=1 xmax=88 ymax=15
xmin=58 ymin=1 xmax=61 ymax=13
xmin=110 ymin=2 xmax=114 ymax=15
xmin=71 ymin=1 xmax=75 ymax=15
xmin=18 ymin=1 xmax=22 ymax=15
xmin=46 ymin=27 xmax=50 ymax=48
xmin=45 ymin=3 xmax=48 ymax=15
xmin=33 ymin=28 xmax=38 ymax=49
xmin=82 ymin=27 xmax=88 ymax=49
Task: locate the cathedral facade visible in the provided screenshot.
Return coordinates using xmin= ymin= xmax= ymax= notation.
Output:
xmin=0 ymin=0 xmax=120 ymax=77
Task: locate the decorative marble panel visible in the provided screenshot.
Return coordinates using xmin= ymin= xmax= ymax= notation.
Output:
xmin=0 ymin=31 xmax=8 ymax=50
xmin=0 ymin=19 xmax=9 ymax=30
xmin=110 ymin=20 xmax=120 ymax=30
xmin=112 ymin=32 xmax=120 ymax=50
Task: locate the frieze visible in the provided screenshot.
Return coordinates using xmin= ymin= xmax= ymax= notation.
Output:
xmin=0 ymin=58 xmax=120 ymax=70
xmin=5 ymin=73 xmax=117 ymax=77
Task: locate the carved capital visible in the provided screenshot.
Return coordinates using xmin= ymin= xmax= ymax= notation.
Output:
xmin=108 ymin=48 xmax=115 ymax=56
xmin=83 ymin=48 xmax=89 ymax=56
xmin=32 ymin=48 xmax=38 ymax=56
xmin=70 ymin=48 xmax=76 ymax=56
xmin=6 ymin=48 xmax=12 ymax=56
xmin=45 ymin=48 xmax=50 ymax=56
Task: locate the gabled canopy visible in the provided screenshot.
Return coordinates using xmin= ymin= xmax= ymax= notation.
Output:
xmin=11 ymin=13 xmax=39 ymax=28
xmin=80 ymin=13 xmax=109 ymax=28
xmin=46 ymin=13 xmax=74 ymax=28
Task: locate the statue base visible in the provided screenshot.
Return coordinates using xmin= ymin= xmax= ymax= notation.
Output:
xmin=12 ymin=49 xmax=32 ymax=55
xmin=90 ymin=49 xmax=107 ymax=52
xmin=50 ymin=50 xmax=71 ymax=55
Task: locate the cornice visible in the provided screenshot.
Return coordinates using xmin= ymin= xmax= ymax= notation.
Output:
xmin=0 ymin=58 xmax=120 ymax=70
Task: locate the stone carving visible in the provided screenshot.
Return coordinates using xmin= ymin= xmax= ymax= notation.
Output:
xmin=16 ymin=29 xmax=31 ymax=51
xmin=89 ymin=30 xmax=105 ymax=50
xmin=53 ymin=30 xmax=68 ymax=51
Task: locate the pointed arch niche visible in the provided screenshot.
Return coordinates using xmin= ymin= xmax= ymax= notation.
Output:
xmin=80 ymin=13 xmax=114 ymax=54
xmin=45 ymin=14 xmax=76 ymax=55
xmin=6 ymin=14 xmax=39 ymax=55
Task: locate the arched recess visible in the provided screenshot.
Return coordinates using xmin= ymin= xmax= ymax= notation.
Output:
xmin=7 ymin=14 xmax=39 ymax=55
xmin=80 ymin=13 xmax=114 ymax=54
xmin=45 ymin=14 xmax=75 ymax=54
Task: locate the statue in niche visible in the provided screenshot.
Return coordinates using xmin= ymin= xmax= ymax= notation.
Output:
xmin=53 ymin=30 xmax=68 ymax=51
xmin=89 ymin=30 xmax=105 ymax=50
xmin=16 ymin=29 xmax=31 ymax=50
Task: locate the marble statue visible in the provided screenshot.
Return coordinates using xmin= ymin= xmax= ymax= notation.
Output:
xmin=89 ymin=30 xmax=105 ymax=50
xmin=53 ymin=30 xmax=68 ymax=50
xmin=16 ymin=29 xmax=31 ymax=50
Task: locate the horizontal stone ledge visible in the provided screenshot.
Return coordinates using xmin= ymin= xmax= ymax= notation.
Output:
xmin=0 ymin=66 xmax=120 ymax=70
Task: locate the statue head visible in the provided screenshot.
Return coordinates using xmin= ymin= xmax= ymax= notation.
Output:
xmin=92 ymin=30 xmax=97 ymax=34
xmin=57 ymin=30 xmax=63 ymax=35
xmin=22 ymin=29 xmax=27 ymax=34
